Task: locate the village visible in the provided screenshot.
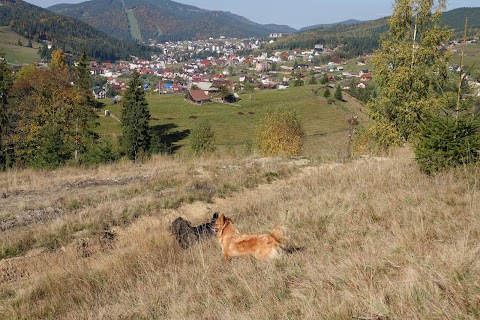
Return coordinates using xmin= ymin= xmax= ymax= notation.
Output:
xmin=89 ymin=36 xmax=375 ymax=103
xmin=89 ymin=35 xmax=480 ymax=104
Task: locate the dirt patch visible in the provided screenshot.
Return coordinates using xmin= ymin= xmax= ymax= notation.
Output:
xmin=1 ymin=190 xmax=26 ymax=199
xmin=59 ymin=175 xmax=150 ymax=189
xmin=0 ymin=207 xmax=64 ymax=231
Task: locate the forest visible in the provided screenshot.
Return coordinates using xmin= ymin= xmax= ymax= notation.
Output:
xmin=0 ymin=0 xmax=150 ymax=62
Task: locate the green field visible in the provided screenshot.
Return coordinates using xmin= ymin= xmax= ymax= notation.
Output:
xmin=96 ymin=85 xmax=358 ymax=158
xmin=0 ymin=26 xmax=41 ymax=66
xmin=125 ymin=9 xmax=142 ymax=42
xmin=450 ymin=43 xmax=480 ymax=77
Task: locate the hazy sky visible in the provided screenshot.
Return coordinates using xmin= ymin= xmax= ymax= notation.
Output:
xmin=25 ymin=0 xmax=478 ymax=29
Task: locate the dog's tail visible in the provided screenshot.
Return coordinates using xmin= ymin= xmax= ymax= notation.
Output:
xmin=271 ymin=225 xmax=288 ymax=244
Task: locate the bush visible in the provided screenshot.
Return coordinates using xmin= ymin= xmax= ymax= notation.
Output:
xmin=31 ymin=125 xmax=69 ymax=170
xmin=257 ymin=108 xmax=304 ymax=156
xmin=190 ymin=120 xmax=216 ymax=155
xmin=79 ymin=138 xmax=119 ymax=165
xmin=323 ymin=88 xmax=331 ymax=99
xmin=414 ymin=114 xmax=480 ymax=174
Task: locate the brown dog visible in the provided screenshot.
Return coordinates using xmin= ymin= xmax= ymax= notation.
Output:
xmin=211 ymin=213 xmax=287 ymax=261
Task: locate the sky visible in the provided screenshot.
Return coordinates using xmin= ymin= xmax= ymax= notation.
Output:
xmin=25 ymin=0 xmax=478 ymax=29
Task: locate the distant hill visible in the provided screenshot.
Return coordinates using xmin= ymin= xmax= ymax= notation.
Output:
xmin=48 ymin=0 xmax=297 ymax=42
xmin=300 ymin=19 xmax=364 ymax=32
xmin=270 ymin=7 xmax=480 ymax=57
xmin=0 ymin=26 xmax=41 ymax=66
xmin=440 ymin=7 xmax=480 ymax=36
xmin=0 ymin=0 xmax=150 ymax=62
xmin=270 ymin=17 xmax=389 ymax=57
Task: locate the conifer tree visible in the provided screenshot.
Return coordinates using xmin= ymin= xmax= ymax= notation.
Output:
xmin=323 ymin=88 xmax=331 ymax=99
xmin=334 ymin=85 xmax=343 ymax=101
xmin=73 ymin=52 xmax=100 ymax=163
xmin=120 ymin=71 xmax=151 ymax=161
xmin=320 ymin=73 xmax=328 ymax=85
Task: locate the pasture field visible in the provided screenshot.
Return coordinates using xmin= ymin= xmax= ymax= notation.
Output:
xmin=0 ymin=26 xmax=41 ymax=65
xmin=0 ymin=147 xmax=479 ymax=319
xmin=97 ymin=84 xmax=360 ymax=158
xmin=450 ymin=43 xmax=480 ymax=77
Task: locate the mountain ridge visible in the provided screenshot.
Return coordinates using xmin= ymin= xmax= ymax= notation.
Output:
xmin=0 ymin=0 xmax=150 ymax=61
xmin=48 ymin=0 xmax=297 ymax=42
xmin=299 ymin=19 xmax=365 ymax=32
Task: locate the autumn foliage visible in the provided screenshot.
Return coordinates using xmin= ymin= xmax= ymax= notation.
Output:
xmin=1 ymin=50 xmax=102 ymax=169
xmin=257 ymin=108 xmax=304 ymax=157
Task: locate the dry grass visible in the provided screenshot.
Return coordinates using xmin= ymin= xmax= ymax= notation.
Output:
xmin=1 ymin=148 xmax=479 ymax=319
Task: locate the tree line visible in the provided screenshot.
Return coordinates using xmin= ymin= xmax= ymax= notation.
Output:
xmin=361 ymin=0 xmax=480 ymax=174
xmin=0 ymin=48 xmax=187 ymax=170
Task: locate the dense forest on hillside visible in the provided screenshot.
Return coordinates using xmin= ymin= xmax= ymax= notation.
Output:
xmin=269 ymin=18 xmax=389 ymax=57
xmin=49 ymin=0 xmax=296 ymax=42
xmin=269 ymin=7 xmax=480 ymax=56
xmin=0 ymin=0 xmax=150 ymax=61
xmin=440 ymin=7 xmax=480 ymax=34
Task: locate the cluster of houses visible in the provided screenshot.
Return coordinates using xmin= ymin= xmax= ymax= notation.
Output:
xmin=87 ymin=36 xmax=378 ymax=104
xmin=89 ymin=35 xmax=480 ymax=104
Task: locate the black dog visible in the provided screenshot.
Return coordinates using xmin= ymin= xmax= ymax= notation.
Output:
xmin=169 ymin=212 xmax=219 ymax=249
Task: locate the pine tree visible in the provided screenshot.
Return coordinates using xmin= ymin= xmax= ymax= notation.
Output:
xmin=414 ymin=113 xmax=480 ymax=174
xmin=323 ymin=88 xmax=331 ymax=99
xmin=414 ymin=17 xmax=480 ymax=173
xmin=334 ymin=85 xmax=343 ymax=101
xmin=120 ymin=71 xmax=151 ymax=161
xmin=32 ymin=124 xmax=68 ymax=169
xmin=73 ymin=52 xmax=99 ymax=164
xmin=320 ymin=73 xmax=328 ymax=85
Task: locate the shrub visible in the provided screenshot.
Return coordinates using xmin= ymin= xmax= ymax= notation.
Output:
xmin=414 ymin=114 xmax=480 ymax=174
xmin=323 ymin=88 xmax=331 ymax=99
xmin=190 ymin=120 xmax=216 ymax=155
xmin=257 ymin=108 xmax=304 ymax=156
xmin=79 ymin=138 xmax=119 ymax=165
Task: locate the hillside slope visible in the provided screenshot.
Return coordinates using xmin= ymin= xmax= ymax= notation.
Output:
xmin=49 ymin=0 xmax=296 ymax=42
xmin=1 ymin=149 xmax=479 ymax=318
xmin=0 ymin=0 xmax=149 ymax=61
xmin=0 ymin=26 xmax=41 ymax=65
xmin=269 ymin=7 xmax=480 ymax=56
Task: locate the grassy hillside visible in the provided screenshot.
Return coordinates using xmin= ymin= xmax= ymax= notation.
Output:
xmin=125 ymin=9 xmax=142 ymax=42
xmin=0 ymin=26 xmax=41 ymax=65
xmin=0 ymin=0 xmax=150 ymax=62
xmin=0 ymin=148 xmax=479 ymax=319
xmin=97 ymin=84 xmax=358 ymax=158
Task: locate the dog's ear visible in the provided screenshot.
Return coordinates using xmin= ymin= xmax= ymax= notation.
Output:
xmin=224 ymin=216 xmax=231 ymax=226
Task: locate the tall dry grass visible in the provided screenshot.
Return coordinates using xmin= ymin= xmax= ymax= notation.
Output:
xmin=1 ymin=148 xmax=479 ymax=319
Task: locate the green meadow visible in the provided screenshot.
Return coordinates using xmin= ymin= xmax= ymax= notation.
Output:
xmin=96 ymin=84 xmax=357 ymax=158
xmin=0 ymin=26 xmax=41 ymax=65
